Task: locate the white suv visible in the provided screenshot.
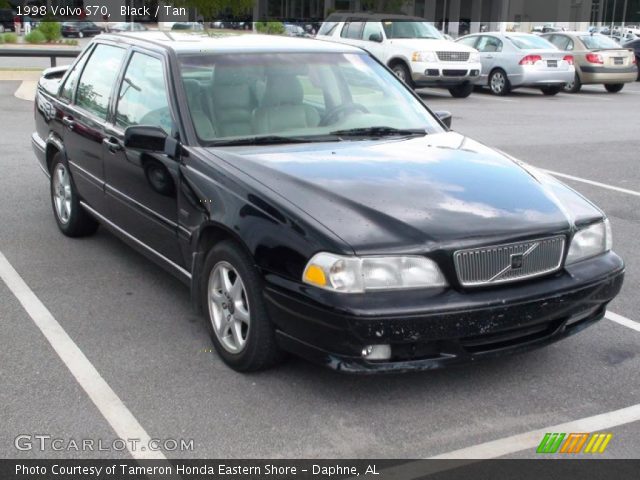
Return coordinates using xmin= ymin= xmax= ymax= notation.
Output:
xmin=317 ymin=14 xmax=481 ymax=97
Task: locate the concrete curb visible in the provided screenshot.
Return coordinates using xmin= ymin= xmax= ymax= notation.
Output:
xmin=15 ymin=80 xmax=37 ymax=101
xmin=0 ymin=70 xmax=42 ymax=81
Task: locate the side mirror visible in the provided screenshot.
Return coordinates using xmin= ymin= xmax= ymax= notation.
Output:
xmin=124 ymin=125 xmax=180 ymax=158
xmin=369 ymin=32 xmax=383 ymax=43
xmin=435 ymin=111 xmax=452 ymax=128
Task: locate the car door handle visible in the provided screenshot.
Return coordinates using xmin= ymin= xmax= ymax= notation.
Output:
xmin=104 ymin=137 xmax=122 ymax=152
xmin=62 ymin=116 xmax=75 ymax=129
xmin=485 ymin=55 xmax=494 ymax=59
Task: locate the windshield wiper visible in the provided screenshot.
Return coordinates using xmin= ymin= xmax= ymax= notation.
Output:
xmin=329 ymin=126 xmax=427 ymax=138
xmin=205 ymin=135 xmax=313 ymax=147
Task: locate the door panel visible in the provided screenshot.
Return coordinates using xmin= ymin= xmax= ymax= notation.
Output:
xmin=64 ymin=43 xmax=126 ymax=214
xmin=104 ymin=51 xmax=184 ymax=266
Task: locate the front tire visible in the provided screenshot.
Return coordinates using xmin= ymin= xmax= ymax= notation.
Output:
xmin=50 ymin=153 xmax=98 ymax=237
xmin=448 ymin=83 xmax=474 ymax=98
xmin=200 ymin=240 xmax=284 ymax=372
xmin=390 ymin=62 xmax=415 ymax=89
xmin=489 ymin=69 xmax=510 ymax=95
xmin=540 ymin=85 xmax=562 ymax=96
xmin=604 ymin=83 xmax=624 ymax=93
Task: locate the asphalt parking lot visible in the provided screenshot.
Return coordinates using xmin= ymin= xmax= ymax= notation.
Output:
xmin=1 ymin=77 xmax=639 ymax=460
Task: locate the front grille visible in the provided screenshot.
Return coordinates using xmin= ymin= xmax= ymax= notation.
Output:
xmin=454 ymin=236 xmax=565 ymax=287
xmin=437 ymin=51 xmax=470 ymax=62
xmin=442 ymin=69 xmax=468 ymax=76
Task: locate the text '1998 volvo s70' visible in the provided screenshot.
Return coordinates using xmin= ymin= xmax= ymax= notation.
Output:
xmin=32 ymin=32 xmax=624 ymax=373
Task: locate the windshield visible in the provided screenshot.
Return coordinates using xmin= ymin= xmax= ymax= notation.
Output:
xmin=178 ymin=52 xmax=444 ymax=145
xmin=507 ymin=34 xmax=556 ymax=50
xmin=382 ymin=21 xmax=442 ymax=40
xmin=579 ymin=34 xmax=620 ymax=49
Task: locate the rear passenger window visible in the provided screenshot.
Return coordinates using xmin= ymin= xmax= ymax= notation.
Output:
xmin=75 ymin=44 xmax=126 ymax=120
xmin=476 ymin=36 xmax=503 ymax=52
xmin=60 ymin=48 xmax=90 ymax=102
xmin=550 ymin=35 xmax=573 ymax=51
xmin=115 ymin=53 xmax=172 ymax=134
xmin=341 ymin=21 xmax=364 ymax=39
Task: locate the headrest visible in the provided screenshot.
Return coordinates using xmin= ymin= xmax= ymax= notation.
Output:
xmin=213 ymin=66 xmax=249 ymax=86
xmin=182 ymin=79 xmax=202 ymax=109
xmin=262 ymin=74 xmax=304 ymax=107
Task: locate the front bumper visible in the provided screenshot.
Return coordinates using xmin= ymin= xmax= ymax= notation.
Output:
xmin=264 ymin=252 xmax=624 ymax=373
xmin=411 ymin=61 xmax=481 ymax=87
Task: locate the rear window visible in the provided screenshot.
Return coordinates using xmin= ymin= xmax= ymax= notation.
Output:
xmin=579 ymin=34 xmax=620 ymax=49
xmin=507 ymin=35 xmax=555 ymax=50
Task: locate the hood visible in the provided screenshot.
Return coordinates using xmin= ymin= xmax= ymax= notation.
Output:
xmin=389 ymin=38 xmax=477 ymax=52
xmin=205 ymin=133 xmax=603 ymax=254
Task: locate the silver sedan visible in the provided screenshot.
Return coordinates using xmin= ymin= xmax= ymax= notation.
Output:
xmin=456 ymin=32 xmax=575 ymax=95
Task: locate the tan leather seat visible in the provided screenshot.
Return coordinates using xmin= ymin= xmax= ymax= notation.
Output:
xmin=211 ymin=67 xmax=254 ymax=137
xmin=252 ymin=74 xmax=320 ymax=135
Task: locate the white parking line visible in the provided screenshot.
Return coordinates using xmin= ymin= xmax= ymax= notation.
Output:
xmin=430 ymin=403 xmax=640 ymax=459
xmin=0 ymin=251 xmax=166 ymax=460
xmin=606 ymin=311 xmax=640 ymax=333
xmin=543 ymin=169 xmax=640 ymax=198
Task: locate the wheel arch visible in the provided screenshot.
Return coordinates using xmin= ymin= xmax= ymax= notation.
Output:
xmin=45 ymin=133 xmax=66 ymax=174
xmin=189 ymin=221 xmax=256 ymax=314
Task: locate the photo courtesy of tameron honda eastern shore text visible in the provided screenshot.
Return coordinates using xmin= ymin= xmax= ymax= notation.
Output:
xmin=31 ymin=32 xmax=624 ymax=373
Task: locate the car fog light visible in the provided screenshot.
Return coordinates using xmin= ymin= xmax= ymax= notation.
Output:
xmin=362 ymin=344 xmax=391 ymax=360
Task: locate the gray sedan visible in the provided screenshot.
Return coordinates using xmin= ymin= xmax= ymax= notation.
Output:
xmin=456 ymin=32 xmax=575 ymax=95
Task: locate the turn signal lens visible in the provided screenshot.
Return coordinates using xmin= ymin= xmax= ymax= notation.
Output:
xmin=303 ymin=264 xmax=327 ymax=287
xmin=585 ymin=52 xmax=604 ymax=64
xmin=519 ymin=54 xmax=542 ymax=65
xmin=563 ymin=55 xmax=574 ymax=65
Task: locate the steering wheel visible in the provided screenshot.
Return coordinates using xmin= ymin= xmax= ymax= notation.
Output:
xmin=319 ymin=103 xmax=369 ymax=126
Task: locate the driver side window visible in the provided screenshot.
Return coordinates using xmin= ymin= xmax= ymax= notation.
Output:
xmin=115 ymin=52 xmax=173 ymax=134
xmin=476 ymin=36 xmax=503 ymax=52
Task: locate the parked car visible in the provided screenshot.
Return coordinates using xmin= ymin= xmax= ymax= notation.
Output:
xmin=0 ymin=8 xmax=15 ymax=33
xmin=622 ymin=38 xmax=640 ymax=80
xmin=283 ymin=23 xmax=309 ymax=37
xmin=456 ymin=32 xmax=575 ymax=95
xmin=61 ymin=21 xmax=102 ymax=38
xmin=171 ymin=22 xmax=204 ymax=31
xmin=542 ymin=32 xmax=637 ymax=92
xmin=32 ymin=32 xmax=624 ymax=373
xmin=109 ymin=22 xmax=148 ymax=33
xmin=317 ymin=13 xmax=481 ymax=98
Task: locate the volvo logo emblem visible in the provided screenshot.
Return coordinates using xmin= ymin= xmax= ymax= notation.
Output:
xmin=510 ymin=253 xmax=524 ymax=269
xmin=488 ymin=242 xmax=539 ymax=282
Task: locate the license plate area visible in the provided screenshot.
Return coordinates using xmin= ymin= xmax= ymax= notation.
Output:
xmin=614 ymin=57 xmax=624 ymax=65
xmin=547 ymin=60 xmax=557 ymax=68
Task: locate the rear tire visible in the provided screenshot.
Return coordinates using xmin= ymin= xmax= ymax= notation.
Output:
xmin=489 ymin=69 xmax=510 ymax=96
xmin=604 ymin=83 xmax=624 ymax=93
xmin=390 ymin=62 xmax=415 ymax=89
xmin=540 ymin=85 xmax=562 ymax=96
xmin=448 ymin=83 xmax=474 ymax=98
xmin=564 ymin=72 xmax=582 ymax=93
xmin=200 ymin=240 xmax=284 ymax=372
xmin=50 ymin=153 xmax=99 ymax=237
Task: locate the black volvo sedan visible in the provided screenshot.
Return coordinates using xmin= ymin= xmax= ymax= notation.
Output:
xmin=32 ymin=32 xmax=624 ymax=373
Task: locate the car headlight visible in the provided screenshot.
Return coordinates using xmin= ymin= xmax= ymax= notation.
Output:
xmin=565 ymin=219 xmax=612 ymax=265
xmin=468 ymin=51 xmax=480 ymax=63
xmin=302 ymin=253 xmax=447 ymax=293
xmin=411 ymin=51 xmax=438 ymax=62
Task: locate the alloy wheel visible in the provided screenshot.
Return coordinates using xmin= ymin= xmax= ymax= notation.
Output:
xmin=52 ymin=163 xmax=72 ymax=224
xmin=207 ymin=261 xmax=250 ymax=354
xmin=490 ymin=72 xmax=505 ymax=94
